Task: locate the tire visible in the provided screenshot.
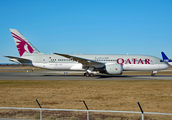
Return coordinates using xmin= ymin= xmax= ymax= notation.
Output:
xmin=151 ymin=73 xmax=155 ymax=77
xmin=86 ymin=73 xmax=90 ymax=77
xmin=90 ymin=73 xmax=94 ymax=77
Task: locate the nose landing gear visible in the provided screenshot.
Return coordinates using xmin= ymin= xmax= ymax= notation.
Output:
xmin=151 ymin=71 xmax=157 ymax=77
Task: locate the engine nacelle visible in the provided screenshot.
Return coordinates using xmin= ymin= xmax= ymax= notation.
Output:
xmin=100 ymin=64 xmax=123 ymax=75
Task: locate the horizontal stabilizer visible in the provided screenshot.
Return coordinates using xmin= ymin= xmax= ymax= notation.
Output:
xmin=4 ymin=56 xmax=31 ymax=62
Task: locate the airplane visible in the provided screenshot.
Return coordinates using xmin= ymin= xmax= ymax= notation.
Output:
xmin=5 ymin=29 xmax=169 ymax=77
xmin=161 ymin=52 xmax=172 ymax=66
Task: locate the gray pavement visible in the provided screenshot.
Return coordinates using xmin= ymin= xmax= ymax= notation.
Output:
xmin=0 ymin=70 xmax=172 ymax=80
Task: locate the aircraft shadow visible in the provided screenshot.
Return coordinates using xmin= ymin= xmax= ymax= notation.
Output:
xmin=42 ymin=74 xmax=137 ymax=78
xmin=96 ymin=75 xmax=136 ymax=79
xmin=43 ymin=75 xmax=82 ymax=77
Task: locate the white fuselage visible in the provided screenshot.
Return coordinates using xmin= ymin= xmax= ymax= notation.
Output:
xmin=19 ymin=54 xmax=168 ymax=71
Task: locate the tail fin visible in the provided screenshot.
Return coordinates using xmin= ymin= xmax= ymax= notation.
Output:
xmin=161 ymin=52 xmax=172 ymax=62
xmin=10 ymin=29 xmax=40 ymax=56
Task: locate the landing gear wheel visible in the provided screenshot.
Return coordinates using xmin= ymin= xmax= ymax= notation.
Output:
xmin=85 ymin=72 xmax=90 ymax=77
xmin=90 ymin=73 xmax=94 ymax=77
xmin=151 ymin=73 xmax=155 ymax=77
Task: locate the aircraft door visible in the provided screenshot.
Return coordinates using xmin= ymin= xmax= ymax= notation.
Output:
xmin=42 ymin=58 xmax=47 ymax=67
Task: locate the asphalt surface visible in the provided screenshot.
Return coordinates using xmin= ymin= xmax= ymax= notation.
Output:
xmin=0 ymin=69 xmax=172 ymax=80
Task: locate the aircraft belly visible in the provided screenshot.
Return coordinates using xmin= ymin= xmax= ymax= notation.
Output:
xmin=123 ymin=64 xmax=159 ymax=71
xmin=123 ymin=64 xmax=168 ymax=71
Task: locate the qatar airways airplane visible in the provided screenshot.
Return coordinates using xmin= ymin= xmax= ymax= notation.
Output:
xmin=5 ymin=29 xmax=168 ymax=77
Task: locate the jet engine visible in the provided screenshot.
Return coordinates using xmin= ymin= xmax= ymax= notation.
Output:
xmin=100 ymin=64 xmax=123 ymax=75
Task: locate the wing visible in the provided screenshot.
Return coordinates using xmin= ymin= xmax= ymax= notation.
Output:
xmin=53 ymin=53 xmax=105 ymax=68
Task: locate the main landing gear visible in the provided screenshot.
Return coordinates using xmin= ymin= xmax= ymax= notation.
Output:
xmin=84 ymin=72 xmax=94 ymax=77
xmin=84 ymin=66 xmax=95 ymax=77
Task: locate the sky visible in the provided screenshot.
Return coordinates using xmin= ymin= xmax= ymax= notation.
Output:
xmin=0 ymin=0 xmax=172 ymax=63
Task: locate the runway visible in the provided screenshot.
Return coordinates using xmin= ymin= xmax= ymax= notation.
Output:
xmin=0 ymin=70 xmax=172 ymax=80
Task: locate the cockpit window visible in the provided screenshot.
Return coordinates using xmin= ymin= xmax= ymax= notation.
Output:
xmin=160 ymin=60 xmax=163 ymax=62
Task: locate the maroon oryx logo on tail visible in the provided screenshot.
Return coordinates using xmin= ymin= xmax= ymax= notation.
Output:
xmin=11 ymin=32 xmax=34 ymax=56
